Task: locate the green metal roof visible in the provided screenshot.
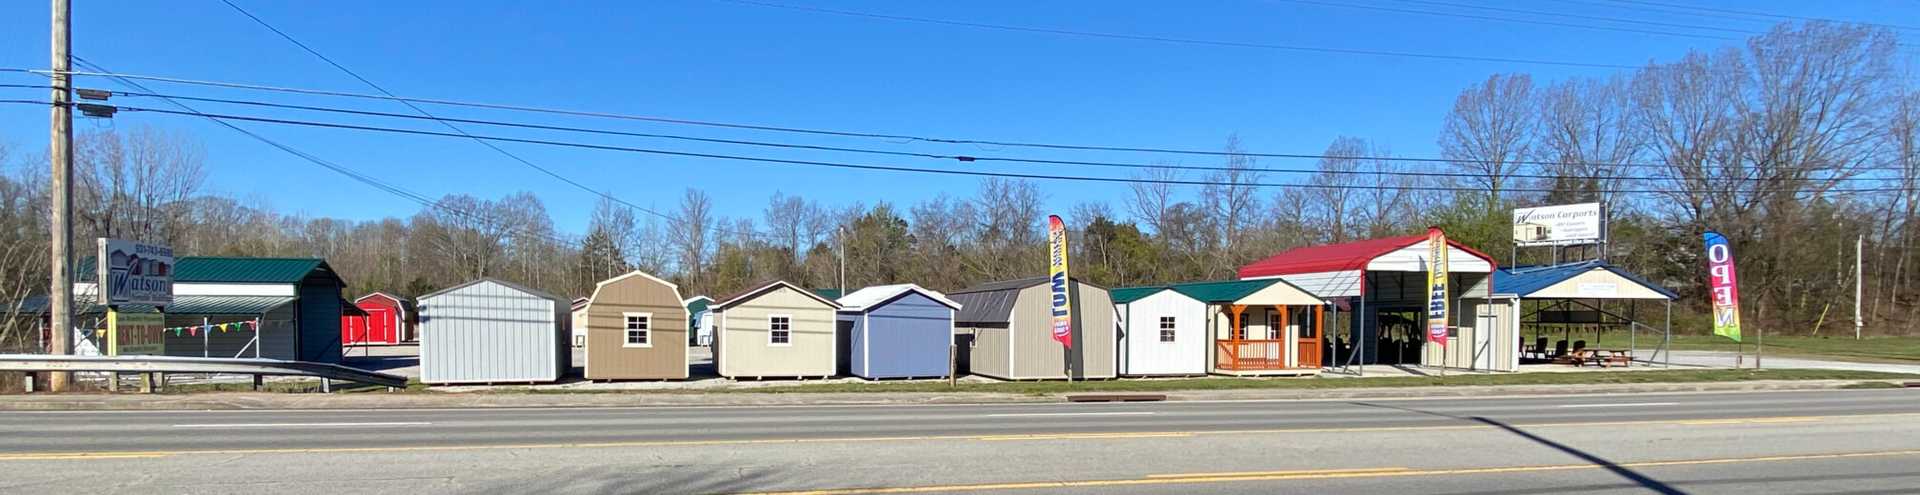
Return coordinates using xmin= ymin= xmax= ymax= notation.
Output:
xmin=810 ymin=288 xmax=844 ymax=300
xmin=685 ymin=297 xmax=710 ymax=315
xmin=174 ymin=257 xmax=336 ymax=284
xmin=1109 ymin=286 xmax=1172 ymax=304
xmin=1167 ymin=279 xmax=1282 ymax=303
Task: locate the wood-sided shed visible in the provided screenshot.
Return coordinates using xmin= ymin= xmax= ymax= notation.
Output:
xmin=949 ymin=277 xmax=1117 ymax=381
xmin=418 ymin=278 xmax=571 ymax=384
xmin=834 ymin=284 xmax=961 ymax=380
xmin=583 ymin=271 xmax=690 ymax=380
xmin=713 ymin=280 xmax=842 ymax=379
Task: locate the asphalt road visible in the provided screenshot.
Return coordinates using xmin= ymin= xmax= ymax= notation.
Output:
xmin=2 ymin=389 xmax=1917 ymax=494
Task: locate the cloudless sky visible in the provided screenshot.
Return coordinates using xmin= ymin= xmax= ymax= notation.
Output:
xmin=2 ymin=0 xmax=1917 ymax=236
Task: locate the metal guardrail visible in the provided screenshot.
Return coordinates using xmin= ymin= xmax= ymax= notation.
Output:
xmin=0 ymin=354 xmax=409 ymax=389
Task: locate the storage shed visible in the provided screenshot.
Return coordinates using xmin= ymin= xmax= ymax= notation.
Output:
xmin=418 ymin=278 xmax=570 ymax=384
xmin=712 ymin=280 xmax=842 ymax=379
xmin=684 ymin=296 xmax=713 ymax=346
xmin=341 ymin=292 xmax=410 ymax=346
xmin=583 ymin=271 xmax=689 ymax=380
xmin=1239 ymin=234 xmax=1499 ymax=371
xmin=949 ymin=277 xmax=1117 ymax=380
xmin=570 ymin=297 xmax=589 ymax=348
xmin=834 ymin=284 xmax=962 ymax=380
xmin=1111 ymin=286 xmax=1207 ymax=377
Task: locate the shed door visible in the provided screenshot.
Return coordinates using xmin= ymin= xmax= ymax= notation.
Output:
xmin=367 ymin=307 xmax=396 ymax=344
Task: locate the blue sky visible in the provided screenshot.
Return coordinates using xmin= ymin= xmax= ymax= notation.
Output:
xmin=2 ymin=0 xmax=1915 ymax=234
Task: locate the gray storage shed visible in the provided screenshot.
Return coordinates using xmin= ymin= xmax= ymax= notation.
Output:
xmin=949 ymin=277 xmax=1117 ymax=380
xmin=418 ymin=278 xmax=571 ymax=384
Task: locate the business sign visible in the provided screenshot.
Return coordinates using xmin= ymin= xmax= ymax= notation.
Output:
xmin=1576 ymin=282 xmax=1619 ymax=298
xmin=1047 ymin=215 xmax=1073 ymax=349
xmin=97 ymin=238 xmax=174 ymax=307
xmin=1425 ymin=227 xmax=1450 ymax=348
xmin=1703 ymin=231 xmax=1743 ymax=342
xmin=106 ymin=310 xmax=166 ymax=356
xmin=1513 ymin=203 xmax=1605 ymax=246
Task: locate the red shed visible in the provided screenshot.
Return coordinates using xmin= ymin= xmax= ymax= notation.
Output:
xmin=341 ymin=292 xmax=413 ymax=346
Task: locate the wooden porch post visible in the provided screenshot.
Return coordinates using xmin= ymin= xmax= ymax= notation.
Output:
xmin=1229 ymin=305 xmax=1246 ymax=340
xmin=1228 ymin=305 xmax=1246 ymax=370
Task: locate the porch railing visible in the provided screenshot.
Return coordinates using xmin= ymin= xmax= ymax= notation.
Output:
xmin=1216 ymin=339 xmax=1286 ymax=371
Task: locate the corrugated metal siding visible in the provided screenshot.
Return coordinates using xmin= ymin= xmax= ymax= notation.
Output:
xmin=860 ymin=292 xmax=953 ymax=379
xmin=1267 ymin=271 xmax=1364 ymax=298
xmin=1008 ymin=283 xmax=1117 ymax=379
xmin=1425 ymin=298 xmax=1517 ymax=371
xmin=297 ymin=281 xmax=343 ymax=363
xmin=715 ymin=286 xmax=837 ymax=377
xmin=419 ymin=280 xmax=564 ymax=384
xmin=583 ymin=272 xmax=689 ymax=380
xmin=1118 ymin=290 xmax=1207 ymax=376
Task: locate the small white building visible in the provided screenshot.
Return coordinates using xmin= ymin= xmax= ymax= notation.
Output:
xmin=1111 ymin=287 xmax=1208 ymax=377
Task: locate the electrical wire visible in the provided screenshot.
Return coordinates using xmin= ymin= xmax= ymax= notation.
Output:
xmin=23 ymin=68 xmax=1796 ymax=171
xmin=1274 ymin=0 xmax=1737 ymax=41
xmin=88 ymin=86 xmax=1900 ymax=184
xmin=1595 ymin=0 xmax=1920 ymax=33
xmin=67 ymin=57 xmax=584 ymax=249
xmin=72 ymin=100 xmax=1908 ymax=196
xmin=705 ymin=0 xmax=1642 ymax=70
xmin=212 ymin=0 xmax=768 ymax=240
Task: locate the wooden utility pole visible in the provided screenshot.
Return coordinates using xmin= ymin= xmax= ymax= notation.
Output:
xmin=47 ymin=0 xmax=75 ymax=392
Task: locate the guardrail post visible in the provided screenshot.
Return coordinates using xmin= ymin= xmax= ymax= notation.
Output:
xmin=320 ymin=378 xmax=331 ymax=394
xmin=23 ymin=372 xmax=34 ymax=393
xmin=252 ymin=374 xmax=262 ymax=391
xmin=139 ymin=372 xmax=153 ymax=394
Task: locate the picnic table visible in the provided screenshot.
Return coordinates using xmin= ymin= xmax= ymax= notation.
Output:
xmin=1580 ymin=349 xmax=1633 ymax=368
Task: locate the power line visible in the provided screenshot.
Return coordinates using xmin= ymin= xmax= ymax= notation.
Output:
xmin=88 ymin=86 xmax=1901 ymax=184
xmin=1274 ymin=0 xmax=1738 ymax=41
xmin=28 ymin=68 xmax=1751 ymax=171
xmin=1387 ymin=0 xmax=1751 ymax=34
xmin=66 ymin=57 xmax=582 ymax=249
xmin=706 ymin=0 xmax=1643 ymax=70
xmin=213 ymin=0 xmax=767 ymax=241
xmin=76 ymin=100 xmax=1909 ymax=196
xmin=1596 ymin=0 xmax=1920 ymax=33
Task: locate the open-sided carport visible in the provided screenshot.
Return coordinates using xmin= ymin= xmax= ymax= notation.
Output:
xmin=1238 ymin=234 xmax=1501 ymax=372
xmin=1493 ymin=261 xmax=1678 ymax=368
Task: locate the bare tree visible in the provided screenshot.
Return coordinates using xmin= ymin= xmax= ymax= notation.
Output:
xmin=1307 ymin=137 xmax=1364 ymax=243
xmin=1126 ymin=165 xmax=1179 ymax=235
xmin=1202 ymin=134 xmax=1263 ymax=276
xmin=671 ymin=188 xmax=714 ymax=288
xmin=1536 ymin=75 xmax=1638 ymax=205
xmin=1440 ymin=73 xmax=1537 ymax=207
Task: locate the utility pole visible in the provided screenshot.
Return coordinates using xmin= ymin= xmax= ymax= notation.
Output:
xmin=837 ymin=226 xmax=846 ymax=295
xmin=1855 ymin=235 xmax=1864 ymax=340
xmin=46 ymin=0 xmax=74 ymax=392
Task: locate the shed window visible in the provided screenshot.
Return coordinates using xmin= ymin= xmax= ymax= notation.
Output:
xmin=1157 ymin=317 xmax=1176 ymax=343
xmin=769 ymin=315 xmax=792 ymax=346
xmin=624 ymin=313 xmax=651 ymax=347
xmin=1265 ymin=312 xmax=1281 ymax=340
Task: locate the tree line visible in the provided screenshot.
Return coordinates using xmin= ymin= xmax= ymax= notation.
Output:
xmin=3 ymin=22 xmax=1917 ymax=352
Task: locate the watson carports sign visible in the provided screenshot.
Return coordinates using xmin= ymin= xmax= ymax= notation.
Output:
xmin=97 ymin=238 xmax=174 ymax=307
xmin=1513 ymin=203 xmax=1605 ymax=246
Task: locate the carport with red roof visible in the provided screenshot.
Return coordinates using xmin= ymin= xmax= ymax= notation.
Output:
xmin=1239 ymin=233 xmax=1507 ymax=372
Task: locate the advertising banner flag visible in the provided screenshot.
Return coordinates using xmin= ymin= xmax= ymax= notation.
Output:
xmin=1047 ymin=215 xmax=1073 ymax=349
xmin=1426 ymin=227 xmax=1450 ymax=347
xmin=1703 ymin=231 xmax=1743 ymax=342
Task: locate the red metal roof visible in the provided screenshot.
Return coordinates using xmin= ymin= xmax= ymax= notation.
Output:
xmin=1237 ymin=234 xmax=1498 ymax=278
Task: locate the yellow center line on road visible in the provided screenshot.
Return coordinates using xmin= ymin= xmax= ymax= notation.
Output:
xmin=732 ymin=450 xmax=1920 ymax=495
xmin=0 ymin=411 xmax=1914 ymax=462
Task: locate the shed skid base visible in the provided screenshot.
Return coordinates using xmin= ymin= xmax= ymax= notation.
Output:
xmin=1211 ymin=369 xmax=1321 ymax=377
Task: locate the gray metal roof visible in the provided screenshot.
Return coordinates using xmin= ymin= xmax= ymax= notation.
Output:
xmin=418 ymin=277 xmax=561 ymax=302
xmin=950 ymin=289 xmax=1019 ymax=325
